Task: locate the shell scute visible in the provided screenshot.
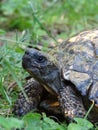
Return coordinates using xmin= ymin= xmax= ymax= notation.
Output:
xmin=61 ymin=30 xmax=98 ymax=99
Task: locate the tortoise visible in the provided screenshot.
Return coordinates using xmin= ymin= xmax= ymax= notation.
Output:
xmin=13 ymin=29 xmax=98 ymax=122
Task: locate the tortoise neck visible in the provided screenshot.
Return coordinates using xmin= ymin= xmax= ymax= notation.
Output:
xmin=42 ymin=70 xmax=62 ymax=95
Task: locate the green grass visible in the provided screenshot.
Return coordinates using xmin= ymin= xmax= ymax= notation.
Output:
xmin=0 ymin=0 xmax=98 ymax=129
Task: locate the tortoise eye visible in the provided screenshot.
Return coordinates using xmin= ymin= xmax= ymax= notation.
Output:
xmin=36 ymin=56 xmax=46 ymax=63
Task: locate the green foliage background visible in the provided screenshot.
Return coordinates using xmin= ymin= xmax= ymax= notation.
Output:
xmin=0 ymin=0 xmax=98 ymax=129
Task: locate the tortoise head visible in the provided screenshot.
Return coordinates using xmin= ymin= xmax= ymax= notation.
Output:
xmin=22 ymin=48 xmax=61 ymax=95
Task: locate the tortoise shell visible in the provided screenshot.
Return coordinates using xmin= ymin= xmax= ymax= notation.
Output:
xmin=56 ymin=30 xmax=98 ymax=105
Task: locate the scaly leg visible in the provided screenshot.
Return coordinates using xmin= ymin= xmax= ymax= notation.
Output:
xmin=59 ymin=85 xmax=86 ymax=121
xmin=13 ymin=78 xmax=43 ymax=116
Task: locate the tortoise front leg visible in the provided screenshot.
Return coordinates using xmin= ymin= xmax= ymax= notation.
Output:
xmin=59 ymin=84 xmax=86 ymax=121
xmin=13 ymin=78 xmax=43 ymax=116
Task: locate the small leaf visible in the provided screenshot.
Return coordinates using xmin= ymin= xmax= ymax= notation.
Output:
xmin=74 ymin=118 xmax=93 ymax=129
xmin=68 ymin=118 xmax=94 ymax=130
xmin=23 ymin=112 xmax=41 ymax=121
xmin=0 ymin=116 xmax=24 ymax=129
xmin=42 ymin=113 xmax=66 ymax=130
xmin=68 ymin=123 xmax=83 ymax=130
xmin=23 ymin=113 xmax=42 ymax=130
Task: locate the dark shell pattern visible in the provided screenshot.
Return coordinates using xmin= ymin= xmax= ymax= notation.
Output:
xmin=55 ymin=29 xmax=98 ymax=105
